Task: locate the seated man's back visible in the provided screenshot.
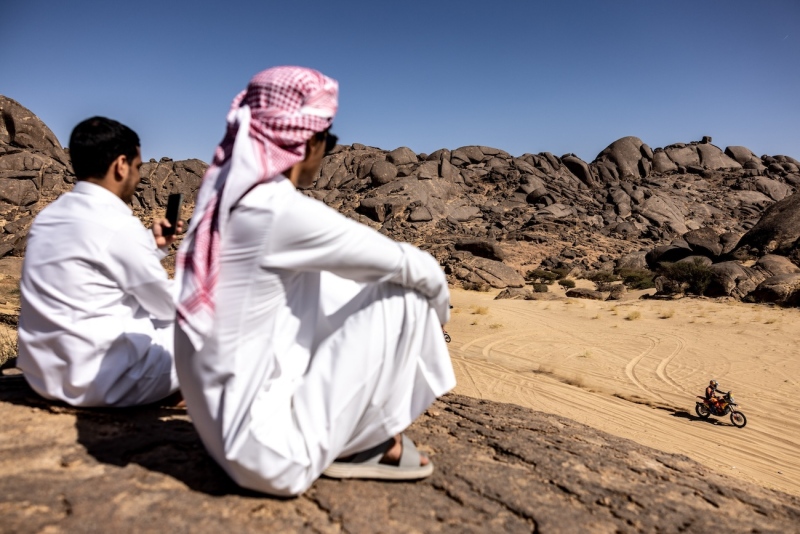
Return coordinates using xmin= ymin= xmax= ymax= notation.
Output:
xmin=17 ymin=116 xmax=179 ymax=407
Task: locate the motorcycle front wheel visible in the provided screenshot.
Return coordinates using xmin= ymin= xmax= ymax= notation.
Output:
xmin=730 ymin=411 xmax=747 ymax=428
xmin=695 ymin=403 xmax=711 ymax=419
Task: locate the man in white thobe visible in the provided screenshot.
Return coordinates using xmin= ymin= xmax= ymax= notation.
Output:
xmin=18 ymin=117 xmax=181 ymax=407
xmin=175 ymin=67 xmax=456 ymax=496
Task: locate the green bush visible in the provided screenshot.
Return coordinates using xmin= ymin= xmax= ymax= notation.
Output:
xmin=659 ymin=259 xmax=713 ymax=295
xmin=462 ymin=281 xmax=491 ymax=292
xmin=557 ymin=279 xmax=576 ymax=289
xmin=525 ymin=269 xmax=559 ymax=284
xmin=587 ymin=271 xmax=619 ymax=283
xmin=551 ymin=267 xmax=571 ymax=279
xmin=617 ymin=268 xmax=656 ymax=290
xmin=583 ymin=271 xmax=618 ymax=292
xmin=533 ymin=283 xmax=549 ymax=293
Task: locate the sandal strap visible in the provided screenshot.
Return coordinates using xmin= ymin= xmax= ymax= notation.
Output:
xmin=344 ymin=437 xmax=395 ymax=465
xmin=398 ymin=434 xmax=422 ymax=468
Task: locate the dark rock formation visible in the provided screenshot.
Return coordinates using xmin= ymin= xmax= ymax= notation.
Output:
xmin=3 ymin=94 xmax=800 ymax=300
xmin=746 ymin=273 xmax=800 ymax=306
xmin=565 ymin=288 xmax=606 ymax=300
xmin=732 ymin=190 xmax=800 ymax=262
xmin=0 ymin=95 xmax=208 ymax=257
xmin=494 ymin=287 xmax=534 ymax=300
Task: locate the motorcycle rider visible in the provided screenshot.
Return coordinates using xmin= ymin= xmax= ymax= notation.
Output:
xmin=705 ymin=380 xmax=724 ymax=414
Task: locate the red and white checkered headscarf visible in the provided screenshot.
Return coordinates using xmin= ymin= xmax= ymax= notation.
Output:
xmin=175 ymin=66 xmax=338 ymax=349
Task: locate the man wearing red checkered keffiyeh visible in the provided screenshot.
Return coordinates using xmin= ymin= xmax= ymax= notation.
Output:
xmin=173 ymin=66 xmax=456 ymax=497
xmin=176 ymin=66 xmax=338 ymax=346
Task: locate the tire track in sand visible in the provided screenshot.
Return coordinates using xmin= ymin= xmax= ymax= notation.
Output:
xmin=624 ymin=334 xmax=666 ymax=401
xmin=654 ymin=333 xmax=692 ymax=395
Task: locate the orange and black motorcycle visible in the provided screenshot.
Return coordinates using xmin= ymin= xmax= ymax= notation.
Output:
xmin=695 ymin=391 xmax=747 ymax=428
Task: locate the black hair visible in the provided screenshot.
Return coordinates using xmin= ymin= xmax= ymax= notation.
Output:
xmin=69 ymin=116 xmax=140 ymax=180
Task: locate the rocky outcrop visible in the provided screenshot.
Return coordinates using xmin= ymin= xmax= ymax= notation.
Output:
xmin=0 ymin=96 xmax=208 ymax=257
xmin=565 ymin=288 xmax=606 ymax=300
xmin=2 ymin=380 xmax=798 ymax=533
xmin=732 ymin=190 xmax=800 ymax=262
xmin=0 ymin=96 xmax=74 ymax=256
xmin=746 ymin=273 xmax=800 ymax=306
xmin=3 ymin=94 xmax=800 ymax=299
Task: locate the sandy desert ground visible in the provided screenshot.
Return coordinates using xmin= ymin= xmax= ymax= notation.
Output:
xmin=446 ymin=285 xmax=800 ymax=498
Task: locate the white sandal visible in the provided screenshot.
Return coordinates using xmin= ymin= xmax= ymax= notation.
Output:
xmin=322 ymin=434 xmax=434 ymax=480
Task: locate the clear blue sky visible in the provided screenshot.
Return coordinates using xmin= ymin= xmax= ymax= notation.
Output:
xmin=3 ymin=1 xmax=799 ymax=163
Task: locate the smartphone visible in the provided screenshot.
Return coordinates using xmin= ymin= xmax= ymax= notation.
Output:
xmin=163 ymin=193 xmax=184 ymax=237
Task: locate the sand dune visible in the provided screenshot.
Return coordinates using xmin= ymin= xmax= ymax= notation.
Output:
xmin=446 ymin=286 xmax=800 ymax=497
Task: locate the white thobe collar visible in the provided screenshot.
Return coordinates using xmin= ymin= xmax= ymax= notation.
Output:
xmin=72 ymin=180 xmax=133 ymax=216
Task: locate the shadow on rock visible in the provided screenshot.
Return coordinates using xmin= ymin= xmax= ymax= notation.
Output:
xmin=0 ymin=375 xmax=248 ymax=497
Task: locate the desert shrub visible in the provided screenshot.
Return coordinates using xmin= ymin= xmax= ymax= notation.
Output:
xmin=587 ymin=271 xmax=618 ymax=283
xmin=659 ymin=259 xmax=713 ymax=296
xmin=617 ymin=268 xmax=656 ymax=290
xmin=551 ymin=267 xmax=571 ymax=279
xmin=584 ymin=271 xmax=618 ymax=292
xmin=462 ymin=281 xmax=491 ymax=292
xmin=533 ymin=283 xmax=549 ymax=293
xmin=558 ymin=279 xmax=575 ymax=289
xmin=471 ymin=305 xmax=489 ymax=315
xmin=626 ymin=311 xmax=641 ymax=321
xmin=525 ymin=269 xmax=558 ymax=284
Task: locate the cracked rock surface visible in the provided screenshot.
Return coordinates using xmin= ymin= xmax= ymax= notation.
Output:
xmin=1 ymin=377 xmax=798 ymax=533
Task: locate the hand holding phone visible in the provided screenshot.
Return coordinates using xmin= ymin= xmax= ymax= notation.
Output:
xmin=163 ymin=193 xmax=184 ymax=237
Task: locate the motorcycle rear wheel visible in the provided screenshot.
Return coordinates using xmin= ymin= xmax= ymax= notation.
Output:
xmin=695 ymin=403 xmax=711 ymax=419
xmin=730 ymin=411 xmax=747 ymax=428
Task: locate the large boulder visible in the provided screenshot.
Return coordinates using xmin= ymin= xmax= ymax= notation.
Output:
xmin=645 ymin=243 xmax=694 ymax=269
xmin=746 ymin=273 xmax=800 ymax=306
xmin=455 ymin=239 xmax=506 ymax=261
xmin=459 ymin=256 xmax=525 ymax=288
xmin=755 ymin=254 xmax=800 ymax=276
xmin=134 ymin=157 xmax=206 ymax=211
xmin=696 ymin=143 xmax=741 ymax=171
xmin=725 ymin=146 xmax=764 ymax=171
xmin=565 ymin=288 xmax=606 ymax=300
xmin=561 ymin=154 xmax=596 ymax=187
xmin=369 ymin=160 xmax=398 ymax=185
xmin=733 ymin=191 xmax=800 ymax=259
xmin=0 ymin=96 xmax=69 ymax=167
xmin=494 ymin=287 xmax=534 ymax=300
xmin=706 ymin=262 xmax=766 ymax=298
xmin=664 ymin=143 xmax=700 ymax=168
xmin=593 ymin=136 xmax=651 ymax=182
xmin=683 ymin=227 xmax=723 ymax=258
xmin=615 ymin=251 xmax=649 ymax=271
xmin=386 ymin=147 xmax=417 ymax=166
xmin=0 ymin=96 xmax=75 ymax=256
xmin=639 ymin=193 xmax=688 ymax=235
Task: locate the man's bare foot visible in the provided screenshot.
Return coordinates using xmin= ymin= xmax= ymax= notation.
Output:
xmin=379 ymin=434 xmax=429 ymax=466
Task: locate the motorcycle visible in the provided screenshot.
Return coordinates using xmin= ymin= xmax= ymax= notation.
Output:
xmin=695 ymin=391 xmax=747 ymax=428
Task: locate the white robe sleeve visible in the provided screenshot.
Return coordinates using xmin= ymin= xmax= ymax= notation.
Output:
xmin=106 ymin=222 xmax=175 ymax=322
xmin=262 ymin=193 xmax=450 ymax=324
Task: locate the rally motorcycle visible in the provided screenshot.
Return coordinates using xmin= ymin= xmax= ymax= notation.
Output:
xmin=695 ymin=391 xmax=747 ymax=428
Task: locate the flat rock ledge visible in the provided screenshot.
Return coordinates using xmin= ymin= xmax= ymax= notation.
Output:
xmin=1 ymin=376 xmax=798 ymax=533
